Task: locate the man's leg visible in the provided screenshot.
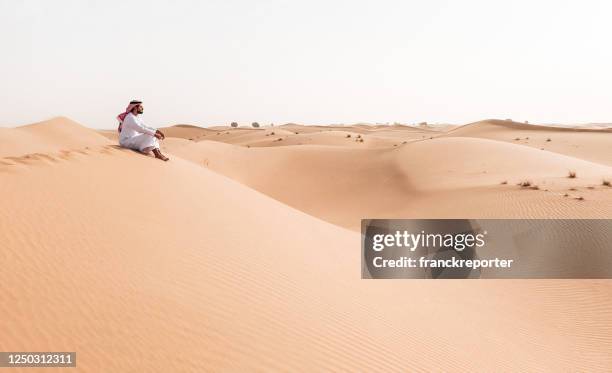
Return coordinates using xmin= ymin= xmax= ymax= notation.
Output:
xmin=152 ymin=148 xmax=169 ymax=161
xmin=141 ymin=146 xmax=155 ymax=154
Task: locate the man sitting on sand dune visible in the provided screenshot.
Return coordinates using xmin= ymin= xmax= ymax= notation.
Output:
xmin=117 ymin=100 xmax=169 ymax=161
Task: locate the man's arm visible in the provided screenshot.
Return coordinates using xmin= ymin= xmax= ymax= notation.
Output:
xmin=140 ymin=120 xmax=165 ymax=139
xmin=124 ymin=115 xmax=156 ymax=136
xmin=142 ymin=122 xmax=158 ymax=135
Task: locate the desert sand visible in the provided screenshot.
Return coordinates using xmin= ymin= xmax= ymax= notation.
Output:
xmin=2 ymin=117 xmax=612 ymax=371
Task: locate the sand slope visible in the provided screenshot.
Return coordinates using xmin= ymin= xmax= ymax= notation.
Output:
xmin=0 ymin=117 xmax=110 ymax=158
xmin=158 ymin=123 xmax=438 ymax=149
xmin=2 ymin=118 xmax=612 ymax=371
xmin=444 ymin=119 xmax=612 ymax=166
xmin=163 ymin=135 xmax=612 ymax=230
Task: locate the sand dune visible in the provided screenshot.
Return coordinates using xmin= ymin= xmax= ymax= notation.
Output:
xmin=163 ymin=135 xmax=612 ymax=230
xmin=0 ymin=117 xmax=110 ymax=158
xmin=444 ymin=119 xmax=612 ymax=166
xmin=159 ymin=122 xmax=438 ymax=149
xmin=3 ymin=117 xmax=612 ymax=371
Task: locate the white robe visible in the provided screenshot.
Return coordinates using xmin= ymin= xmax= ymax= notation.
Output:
xmin=119 ymin=113 xmax=159 ymax=152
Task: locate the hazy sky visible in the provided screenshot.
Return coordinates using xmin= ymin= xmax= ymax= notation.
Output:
xmin=1 ymin=0 xmax=612 ymax=128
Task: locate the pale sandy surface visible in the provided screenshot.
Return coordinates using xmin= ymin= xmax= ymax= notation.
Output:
xmin=1 ymin=117 xmax=611 ymax=371
xmin=161 ymin=120 xmax=612 ymax=230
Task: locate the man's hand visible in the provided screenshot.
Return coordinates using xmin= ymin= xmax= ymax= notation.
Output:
xmin=155 ymin=130 xmax=165 ymax=140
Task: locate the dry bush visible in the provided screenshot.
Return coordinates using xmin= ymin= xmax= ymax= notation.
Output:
xmin=568 ymin=170 xmax=577 ymax=178
xmin=603 ymin=179 xmax=611 ymax=187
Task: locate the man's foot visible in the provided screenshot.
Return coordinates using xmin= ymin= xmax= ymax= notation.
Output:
xmin=152 ymin=148 xmax=169 ymax=161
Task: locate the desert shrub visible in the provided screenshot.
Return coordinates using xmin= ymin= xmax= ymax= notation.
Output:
xmin=231 ymin=122 xmax=238 ymax=127
xmin=252 ymin=122 xmax=260 ymax=128
xmin=603 ymin=179 xmax=611 ymax=187
xmin=568 ymin=170 xmax=577 ymax=178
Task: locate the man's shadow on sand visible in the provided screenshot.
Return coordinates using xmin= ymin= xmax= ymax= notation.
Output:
xmin=107 ymin=145 xmax=155 ymax=157
xmin=107 ymin=145 xmax=169 ymax=161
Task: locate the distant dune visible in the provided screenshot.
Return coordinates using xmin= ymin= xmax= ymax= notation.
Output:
xmin=162 ymin=120 xmax=612 ymax=229
xmin=1 ymin=117 xmax=611 ymax=371
xmin=444 ymin=119 xmax=612 ymax=165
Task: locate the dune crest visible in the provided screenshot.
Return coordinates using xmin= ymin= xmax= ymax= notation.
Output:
xmin=1 ymin=116 xmax=111 ymax=158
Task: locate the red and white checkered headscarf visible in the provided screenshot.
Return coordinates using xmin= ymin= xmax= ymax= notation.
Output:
xmin=116 ymin=100 xmax=142 ymax=132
